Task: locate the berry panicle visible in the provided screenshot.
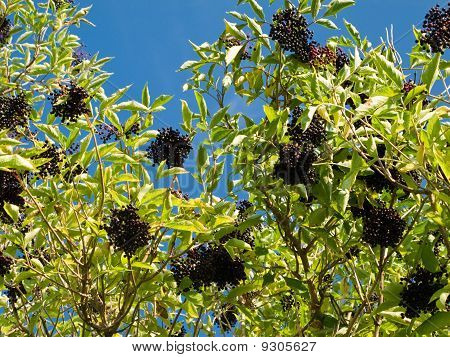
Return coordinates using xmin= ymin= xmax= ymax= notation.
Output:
xmin=49 ymin=81 xmax=91 ymax=124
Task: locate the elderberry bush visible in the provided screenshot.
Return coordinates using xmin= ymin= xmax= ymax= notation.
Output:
xmin=269 ymin=8 xmax=313 ymax=61
xmin=49 ymin=82 xmax=91 ymax=124
xmin=103 ymin=205 xmax=153 ymax=258
xmin=146 ymin=127 xmax=192 ymax=168
xmin=0 ymin=93 xmax=31 ymax=131
xmin=171 ymin=244 xmax=246 ymax=291
xmin=418 ymin=3 xmax=450 ymax=54
xmin=273 ymin=143 xmax=318 ymax=186
xmin=399 ymin=266 xmax=448 ymax=318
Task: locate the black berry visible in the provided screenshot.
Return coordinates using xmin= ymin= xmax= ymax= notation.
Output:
xmin=288 ymin=107 xmax=326 ymax=147
xmin=49 ymin=81 xmax=91 ymax=124
xmin=0 ymin=93 xmax=31 ymax=131
xmin=418 ymin=4 xmax=450 ymax=54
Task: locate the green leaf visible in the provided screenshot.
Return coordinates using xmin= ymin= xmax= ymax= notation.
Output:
xmin=151 ymin=95 xmax=174 ymax=109
xmin=316 ymin=18 xmax=338 ymax=30
xmin=324 ymin=0 xmax=355 ymax=17
xmin=132 ymin=262 xmax=154 ymax=270
xmin=421 ymin=244 xmax=439 ymax=273
xmin=226 ymin=283 xmax=258 ymax=300
xmin=224 ymin=19 xmax=246 ymax=40
xmin=194 ymin=91 xmax=207 ymax=121
xmin=311 ymin=0 xmax=321 ymax=18
xmin=248 ymin=0 xmax=265 ymax=20
xmin=284 ymin=277 xmax=307 ymax=292
xmin=113 ymin=100 xmax=149 ymax=112
xmin=157 ymin=167 xmax=189 ymax=179
xmin=164 ymin=220 xmax=210 ymax=233
xmin=415 ymin=312 xmax=450 ymax=335
xmin=374 ymin=53 xmax=404 ymax=88
xmin=197 ymin=145 xmax=208 ymax=171
xmin=225 ymin=238 xmax=252 ymax=251
xmin=225 ymin=45 xmax=243 ymax=65
xmin=342 ymin=151 xmax=365 ymax=190
xmin=422 ymin=53 xmax=441 ymax=91
xmin=142 ymin=82 xmax=150 ymax=107
xmin=0 ymin=154 xmax=35 ymax=170
xmin=181 ymin=100 xmax=193 ymax=131
xmin=263 ymin=105 xmax=278 ymax=122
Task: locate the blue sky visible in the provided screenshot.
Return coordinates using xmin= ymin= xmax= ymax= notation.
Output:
xmin=75 ymin=0 xmax=446 ymax=128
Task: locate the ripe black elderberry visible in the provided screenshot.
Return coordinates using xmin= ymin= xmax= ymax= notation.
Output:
xmin=269 ymin=8 xmax=313 ymax=61
xmin=63 ymin=163 xmax=86 ymax=183
xmin=0 ymin=93 xmax=31 ymax=131
xmin=281 ymin=291 xmax=299 ymax=311
xmin=171 ymin=244 xmax=246 ymax=291
xmin=399 ymin=266 xmax=448 ymax=318
xmin=146 ymin=127 xmax=192 ymax=168
xmin=288 ymin=107 xmax=326 ymax=147
xmin=103 ymin=205 xmax=153 ymax=258
xmin=49 ymin=82 xmax=91 ymax=124
xmin=433 ymin=231 xmax=445 ymax=257
xmin=361 ymin=204 xmax=406 ymax=248
xmin=0 ymin=170 xmax=25 ymax=223
xmin=308 ymin=42 xmax=337 ymax=68
xmin=0 ymin=252 xmax=13 ymax=276
xmin=0 ymin=18 xmax=11 ymax=46
xmin=419 ymin=4 xmax=450 ymax=54
xmin=273 ymin=143 xmax=318 ymax=186
xmin=32 ymin=141 xmax=64 ymax=177
xmin=335 ymin=47 xmax=350 ymax=72
xmin=214 ymin=305 xmax=238 ymax=332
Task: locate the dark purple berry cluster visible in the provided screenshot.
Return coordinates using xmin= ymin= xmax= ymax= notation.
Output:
xmin=308 ymin=42 xmax=337 ymax=68
xmin=269 ymin=8 xmax=313 ymax=61
xmin=222 ymin=36 xmax=252 ymax=60
xmin=103 ymin=205 xmax=153 ymax=258
xmin=335 ymin=47 xmax=350 ymax=72
xmin=0 ymin=18 xmax=11 ymax=46
xmin=288 ymin=107 xmax=326 ymax=147
xmin=171 ymin=244 xmax=246 ymax=291
xmin=360 ymin=204 xmax=406 ymax=248
xmin=214 ymin=304 xmax=238 ymax=332
xmin=403 ymin=80 xmax=416 ymax=94
xmin=0 ymin=170 xmax=25 ymax=223
xmin=49 ymin=82 xmax=91 ymax=124
xmin=32 ymin=141 xmax=64 ymax=177
xmin=53 ymin=0 xmax=74 ymax=10
xmin=0 ymin=252 xmax=13 ymax=276
xmin=220 ymin=200 xmax=255 ymax=247
xmin=63 ymin=163 xmax=86 ymax=183
xmin=5 ymin=283 xmax=26 ymax=305
xmin=0 ymin=93 xmax=31 ymax=131
xmin=399 ymin=266 xmax=448 ymax=318
xmin=147 ymin=127 xmax=192 ymax=168
xmin=281 ymin=291 xmax=299 ymax=311
xmin=419 ymin=4 xmax=449 ymax=54
xmin=273 ymin=143 xmax=318 ymax=186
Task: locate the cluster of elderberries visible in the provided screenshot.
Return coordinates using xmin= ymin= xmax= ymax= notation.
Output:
xmin=269 ymin=8 xmax=313 ymax=61
xmin=0 ymin=170 xmax=25 ymax=223
xmin=288 ymin=107 xmax=326 ymax=147
xmin=356 ymin=202 xmax=406 ymax=248
xmin=214 ymin=305 xmax=238 ymax=332
xmin=0 ymin=18 xmax=11 ymax=46
xmin=308 ymin=42 xmax=337 ymax=68
xmin=171 ymin=244 xmax=246 ymax=291
xmin=96 ymin=122 xmax=140 ymax=144
xmin=53 ymin=0 xmax=74 ymax=10
xmin=220 ymin=200 xmax=255 ymax=248
xmin=32 ymin=141 xmax=64 ymax=178
xmin=418 ymin=3 xmax=449 ymax=54
xmin=5 ymin=282 xmax=26 ymax=305
xmin=335 ymin=47 xmax=350 ymax=72
xmin=403 ymin=80 xmax=416 ymax=95
xmin=280 ymin=290 xmax=299 ymax=311
xmin=221 ymin=36 xmax=252 ymax=60
xmin=0 ymin=93 xmax=32 ymax=131
xmin=103 ymin=205 xmax=153 ymax=258
xmin=273 ymin=142 xmax=318 ymax=186
xmin=399 ymin=266 xmax=448 ymax=318
xmin=0 ymin=251 xmax=13 ymax=276
xmin=63 ymin=163 xmax=86 ymax=183
xmin=147 ymin=127 xmax=192 ymax=168
xmin=48 ymin=82 xmax=90 ymax=124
